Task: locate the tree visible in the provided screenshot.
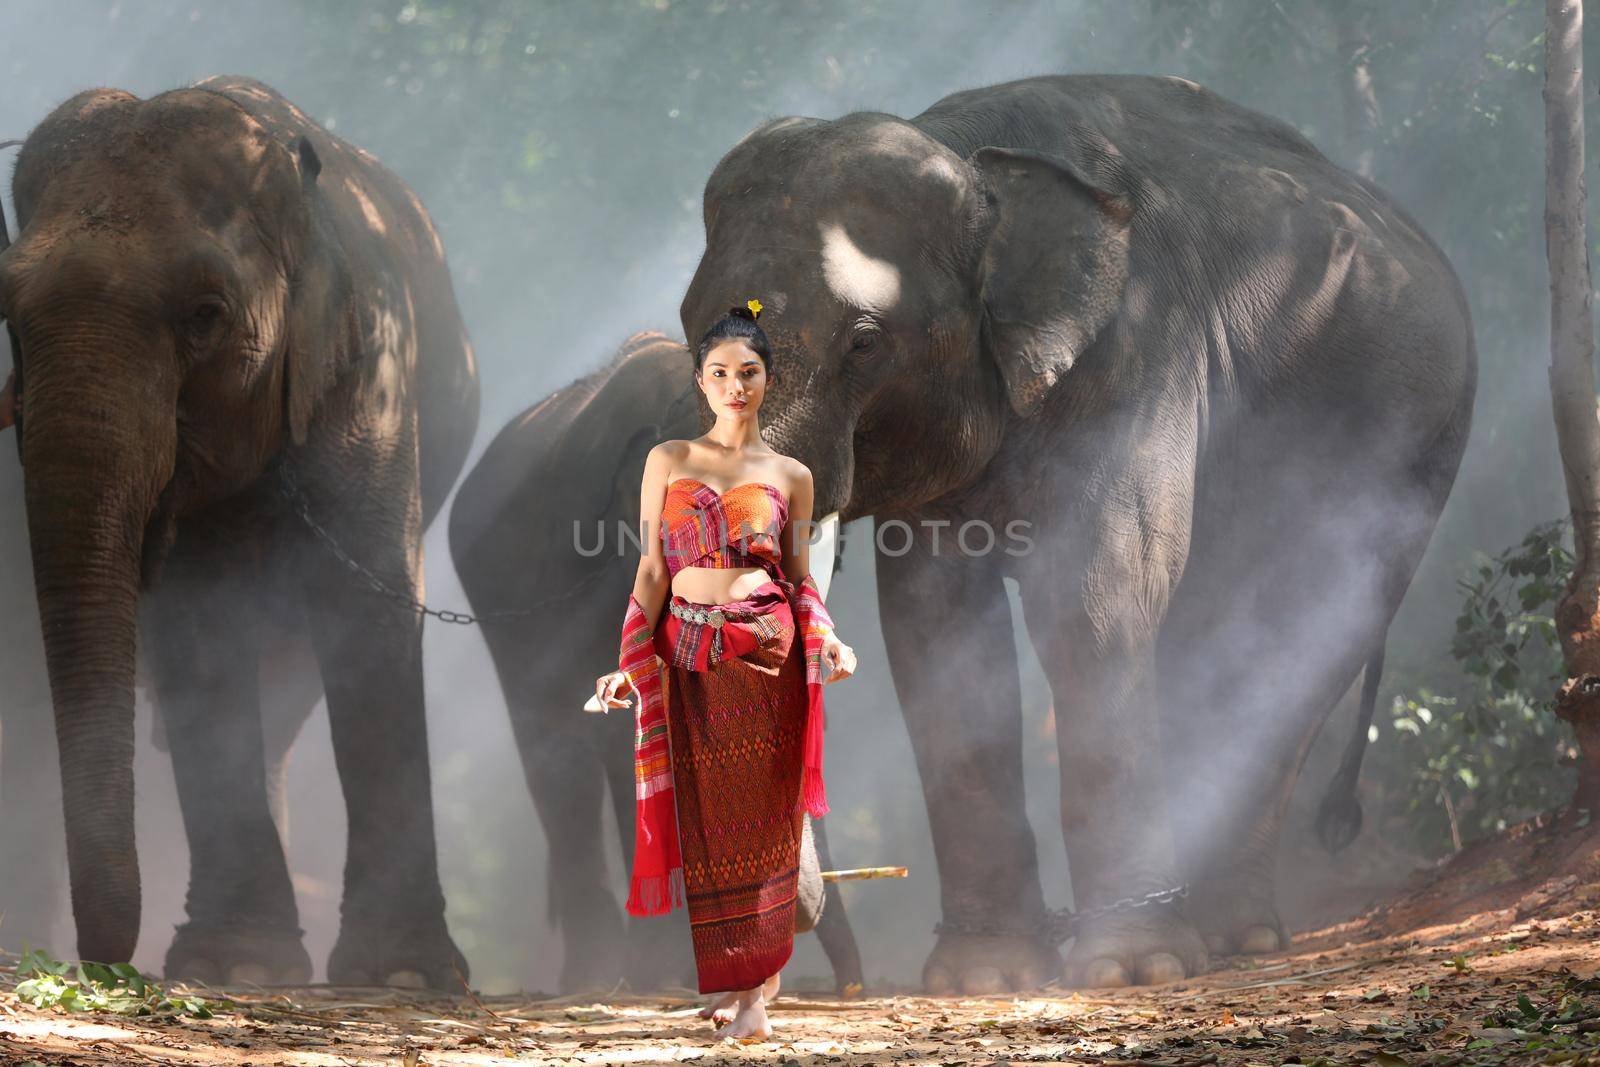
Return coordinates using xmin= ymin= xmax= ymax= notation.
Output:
xmin=1543 ymin=0 xmax=1600 ymax=808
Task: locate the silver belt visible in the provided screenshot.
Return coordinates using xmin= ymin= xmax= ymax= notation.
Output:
xmin=668 ymin=600 xmax=761 ymax=629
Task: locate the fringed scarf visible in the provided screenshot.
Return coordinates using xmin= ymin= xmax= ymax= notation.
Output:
xmin=617 ymin=571 xmax=834 ymax=917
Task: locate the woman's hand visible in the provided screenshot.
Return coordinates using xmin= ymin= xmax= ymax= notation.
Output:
xmin=821 ymin=633 xmax=856 ymax=683
xmin=594 ymin=670 xmax=634 ymax=713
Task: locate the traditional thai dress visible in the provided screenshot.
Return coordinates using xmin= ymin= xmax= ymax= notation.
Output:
xmin=616 ymin=477 xmax=835 ymax=993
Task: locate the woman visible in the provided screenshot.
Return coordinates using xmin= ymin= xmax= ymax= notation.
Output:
xmin=594 ymin=301 xmax=856 ymax=1040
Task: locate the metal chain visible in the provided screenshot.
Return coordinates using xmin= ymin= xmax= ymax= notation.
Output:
xmin=275 ymin=463 xmax=609 ymax=625
xmin=932 ymin=883 xmax=1190 ymax=946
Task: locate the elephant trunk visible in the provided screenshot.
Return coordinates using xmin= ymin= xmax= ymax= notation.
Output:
xmin=21 ymin=333 xmax=175 ymax=963
xmin=763 ymin=400 xmax=853 ymax=521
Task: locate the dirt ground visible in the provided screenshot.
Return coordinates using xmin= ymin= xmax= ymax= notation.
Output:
xmin=6 ymin=809 xmax=1600 ymax=1067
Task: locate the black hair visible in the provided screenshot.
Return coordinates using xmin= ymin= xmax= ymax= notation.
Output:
xmin=694 ymin=305 xmax=774 ymax=381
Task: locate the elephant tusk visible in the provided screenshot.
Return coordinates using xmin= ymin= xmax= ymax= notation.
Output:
xmin=811 ymin=510 xmax=841 ymax=602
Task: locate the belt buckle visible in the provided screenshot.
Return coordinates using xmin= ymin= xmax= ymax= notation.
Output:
xmin=706 ymin=608 xmax=726 ymax=628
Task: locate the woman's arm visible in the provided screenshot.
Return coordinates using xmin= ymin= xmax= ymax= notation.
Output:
xmin=779 ymin=464 xmax=820 ymax=594
xmin=779 ymin=464 xmax=855 ymax=686
xmin=600 ymin=442 xmax=674 ymax=703
xmin=628 ymin=441 xmax=675 ymax=633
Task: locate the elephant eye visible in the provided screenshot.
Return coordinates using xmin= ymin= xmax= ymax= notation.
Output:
xmin=185 ymin=298 xmax=228 ymax=343
xmin=848 ymin=327 xmax=881 ymax=356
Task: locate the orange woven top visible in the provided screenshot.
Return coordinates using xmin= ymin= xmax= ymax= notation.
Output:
xmin=661 ymin=478 xmax=789 ymax=578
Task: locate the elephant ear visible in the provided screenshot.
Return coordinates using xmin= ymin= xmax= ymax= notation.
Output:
xmin=972 ymin=146 xmax=1132 ymax=418
xmin=283 ymin=135 xmax=357 ymax=446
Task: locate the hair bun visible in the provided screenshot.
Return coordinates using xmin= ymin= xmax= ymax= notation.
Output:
xmin=728 ymin=305 xmax=756 ymax=322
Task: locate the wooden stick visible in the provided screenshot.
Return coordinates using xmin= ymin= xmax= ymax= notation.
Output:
xmin=821 ymin=866 xmax=908 ymax=882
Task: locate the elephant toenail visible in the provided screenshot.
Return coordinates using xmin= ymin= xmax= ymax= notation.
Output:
xmin=1083 ymin=958 xmax=1130 ymax=988
xmin=1011 ymin=963 xmax=1047 ymax=990
xmin=1135 ymin=952 xmax=1185 ymax=985
xmin=386 ymin=969 xmax=430 ymax=989
xmin=1238 ymin=926 xmax=1281 ymax=954
xmin=226 ymin=963 xmax=271 ymax=987
xmin=923 ymin=963 xmax=955 ymax=995
xmin=173 ymin=957 xmax=220 ymax=984
xmin=959 ymin=965 xmax=1006 ymax=996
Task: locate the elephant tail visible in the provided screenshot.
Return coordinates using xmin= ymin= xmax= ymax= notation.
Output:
xmin=1313 ymin=642 xmax=1386 ymax=854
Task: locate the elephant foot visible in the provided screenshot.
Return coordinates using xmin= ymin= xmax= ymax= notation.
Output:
xmin=1190 ymin=886 xmax=1290 ymax=957
xmin=164 ymin=921 xmax=313 ymax=986
xmin=327 ymin=914 xmax=467 ymax=990
xmin=1064 ymin=909 xmax=1208 ymax=988
xmin=921 ymin=933 xmax=1062 ymax=995
xmin=625 ymin=915 xmax=698 ymax=993
xmin=556 ymin=899 xmax=627 ymax=994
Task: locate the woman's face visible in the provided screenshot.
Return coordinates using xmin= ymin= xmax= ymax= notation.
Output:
xmin=698 ymin=338 xmax=768 ymax=418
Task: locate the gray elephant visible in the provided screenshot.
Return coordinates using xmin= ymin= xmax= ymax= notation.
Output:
xmin=448 ymin=330 xmax=863 ymax=993
xmin=0 ymin=75 xmax=479 ymax=986
xmin=679 ymin=74 xmax=1475 ymax=991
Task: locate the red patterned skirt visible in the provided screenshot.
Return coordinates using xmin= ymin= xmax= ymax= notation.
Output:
xmin=660 ymin=592 xmax=807 ymax=994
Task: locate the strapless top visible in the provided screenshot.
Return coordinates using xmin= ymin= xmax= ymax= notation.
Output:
xmin=661 ymin=477 xmax=789 ymax=579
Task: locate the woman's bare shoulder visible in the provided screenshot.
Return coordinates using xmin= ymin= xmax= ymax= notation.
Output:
xmin=775 ymin=455 xmax=812 ymax=504
xmin=648 ymin=439 xmax=693 ymax=468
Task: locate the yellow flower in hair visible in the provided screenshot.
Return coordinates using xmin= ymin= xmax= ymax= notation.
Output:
xmin=746 ymin=298 xmax=763 ymax=319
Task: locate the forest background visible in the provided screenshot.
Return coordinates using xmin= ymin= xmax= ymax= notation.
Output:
xmin=0 ymin=0 xmax=1574 ymax=992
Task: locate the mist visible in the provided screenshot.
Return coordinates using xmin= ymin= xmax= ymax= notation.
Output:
xmin=0 ymin=0 xmax=1572 ymax=994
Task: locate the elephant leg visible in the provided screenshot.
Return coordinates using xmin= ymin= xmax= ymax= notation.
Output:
xmin=795 ymin=814 xmax=824 ymax=934
xmin=1160 ymin=641 xmax=1357 ymax=957
xmin=587 ymin=646 xmax=697 ymax=993
xmin=479 ymin=607 xmax=634 ymax=992
xmin=808 ymin=815 xmax=865 ymax=994
xmin=1161 ymin=466 xmax=1439 ymax=957
xmin=301 ymin=532 xmax=465 ymax=990
xmin=141 ymin=537 xmax=310 ymax=984
xmin=1015 ymin=486 xmax=1210 ymax=988
xmin=521 ymin=683 xmax=626 ymax=989
xmin=258 ymin=632 xmax=322 ymax=845
xmin=876 ymin=516 xmax=1060 ymax=995
xmin=0 ymin=681 xmax=66 ymax=952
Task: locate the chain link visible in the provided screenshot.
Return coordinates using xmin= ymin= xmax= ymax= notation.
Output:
xmin=276 ymin=463 xmax=608 ymax=626
xmin=932 ymin=883 xmax=1189 ymax=946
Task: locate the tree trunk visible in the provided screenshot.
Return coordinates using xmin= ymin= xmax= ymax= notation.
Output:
xmin=1336 ymin=4 xmax=1381 ymax=179
xmin=1544 ymin=0 xmax=1600 ymax=809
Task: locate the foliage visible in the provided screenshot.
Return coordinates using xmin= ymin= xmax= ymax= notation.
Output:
xmin=11 ymin=947 xmax=213 ymax=1018
xmin=1369 ymin=519 xmax=1578 ymax=855
xmin=1462 ymin=969 xmax=1600 ymax=1061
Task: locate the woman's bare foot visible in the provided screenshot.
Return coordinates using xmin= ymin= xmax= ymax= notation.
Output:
xmin=715 ymin=972 xmax=780 ymax=1040
xmin=698 ymin=990 xmax=738 ymax=1024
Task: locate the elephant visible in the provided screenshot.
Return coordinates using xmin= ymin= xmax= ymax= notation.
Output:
xmin=0 ymin=425 xmax=64 ymax=954
xmin=678 ymin=73 xmax=1476 ymax=991
xmin=448 ymin=329 xmax=864 ymax=993
xmin=0 ymin=75 xmax=480 ymax=986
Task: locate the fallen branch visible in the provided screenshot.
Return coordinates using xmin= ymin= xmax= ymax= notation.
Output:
xmin=452 ymin=958 xmax=509 ymax=1028
xmin=1169 ymin=961 xmax=1363 ymax=1000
